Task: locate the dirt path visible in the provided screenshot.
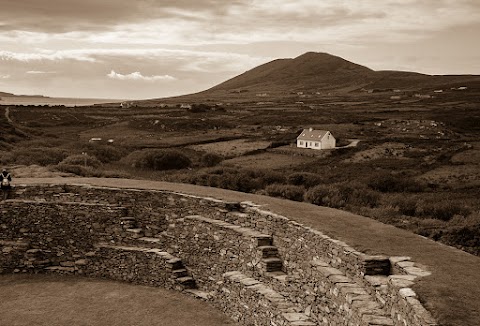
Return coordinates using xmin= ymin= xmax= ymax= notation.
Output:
xmin=13 ymin=177 xmax=480 ymax=326
xmin=4 ymin=107 xmax=30 ymax=137
xmin=336 ymin=138 xmax=360 ymax=148
xmin=4 ymin=107 xmax=13 ymax=123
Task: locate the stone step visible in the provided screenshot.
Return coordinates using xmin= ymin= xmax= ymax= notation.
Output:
xmin=361 ymin=256 xmax=391 ymax=276
xmin=120 ymin=216 xmax=136 ymax=221
xmin=176 ymin=276 xmax=196 ymax=289
xmin=262 ymin=257 xmax=283 ymax=272
xmin=125 ymin=228 xmax=144 ymax=238
xmin=172 ymin=268 xmax=189 ymax=278
xmin=258 ymin=245 xmax=279 ymax=258
xmin=166 ymin=258 xmax=184 ymax=270
xmin=185 ymin=289 xmax=212 ymax=300
xmin=137 ymin=237 xmax=161 ymax=244
xmin=256 ymin=235 xmax=273 ymax=247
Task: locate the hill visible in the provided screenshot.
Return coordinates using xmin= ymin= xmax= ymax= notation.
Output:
xmin=144 ymin=52 xmax=480 ymax=103
xmin=0 ymin=91 xmax=15 ymax=97
xmin=209 ymin=52 xmax=376 ymax=93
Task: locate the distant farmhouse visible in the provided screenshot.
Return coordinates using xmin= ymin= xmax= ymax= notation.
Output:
xmin=297 ymin=128 xmax=336 ymax=150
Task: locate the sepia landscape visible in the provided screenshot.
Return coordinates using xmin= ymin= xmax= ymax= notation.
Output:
xmin=1 ymin=1 xmax=479 ymax=326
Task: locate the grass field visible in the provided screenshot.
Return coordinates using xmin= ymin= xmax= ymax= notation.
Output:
xmin=0 ymin=274 xmax=237 ymax=326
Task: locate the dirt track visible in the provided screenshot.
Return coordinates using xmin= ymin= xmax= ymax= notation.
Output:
xmin=13 ymin=177 xmax=480 ymax=326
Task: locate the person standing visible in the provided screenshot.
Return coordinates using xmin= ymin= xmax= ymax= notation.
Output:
xmin=0 ymin=168 xmax=12 ymax=200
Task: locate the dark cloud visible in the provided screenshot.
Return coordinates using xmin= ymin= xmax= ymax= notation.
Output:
xmin=0 ymin=0 xmax=245 ymax=33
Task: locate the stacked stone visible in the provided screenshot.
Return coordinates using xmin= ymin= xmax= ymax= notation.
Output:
xmin=216 ymin=271 xmax=315 ymax=326
xmin=24 ymin=248 xmax=51 ymax=271
xmin=0 ymin=240 xmax=29 ymax=273
xmin=84 ymin=244 xmax=196 ymax=290
xmin=3 ymin=184 xmax=438 ymax=326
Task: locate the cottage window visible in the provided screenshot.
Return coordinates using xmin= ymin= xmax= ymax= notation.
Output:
xmin=299 ymin=141 xmax=303 ymax=145
xmin=315 ymin=142 xmax=319 ymax=147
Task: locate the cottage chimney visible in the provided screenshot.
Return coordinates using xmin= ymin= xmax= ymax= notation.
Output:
xmin=309 ymin=127 xmax=313 ymax=132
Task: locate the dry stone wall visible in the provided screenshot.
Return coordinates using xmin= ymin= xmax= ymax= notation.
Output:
xmin=0 ymin=184 xmax=437 ymax=326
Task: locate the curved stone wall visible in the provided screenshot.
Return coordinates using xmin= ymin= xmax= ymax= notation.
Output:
xmin=0 ymin=184 xmax=437 ymax=326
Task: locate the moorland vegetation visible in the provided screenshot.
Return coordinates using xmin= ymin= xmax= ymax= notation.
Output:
xmin=1 ymin=88 xmax=479 ymax=256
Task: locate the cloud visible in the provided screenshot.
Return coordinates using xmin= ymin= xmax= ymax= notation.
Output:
xmin=0 ymin=74 xmax=10 ymax=79
xmin=0 ymin=0 xmax=245 ymax=33
xmin=0 ymin=50 xmax=95 ymax=62
xmin=107 ymin=70 xmax=176 ymax=82
xmin=1 ymin=0 xmax=479 ymax=48
xmin=26 ymin=70 xmax=57 ymax=74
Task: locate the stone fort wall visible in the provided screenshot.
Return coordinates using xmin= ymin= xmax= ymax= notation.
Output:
xmin=0 ymin=184 xmax=437 ymax=326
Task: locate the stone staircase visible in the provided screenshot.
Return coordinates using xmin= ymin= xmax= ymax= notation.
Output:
xmin=120 ymin=216 xmax=144 ymax=239
xmin=182 ymin=215 xmax=287 ymax=279
xmin=169 ymin=214 xmax=396 ymax=326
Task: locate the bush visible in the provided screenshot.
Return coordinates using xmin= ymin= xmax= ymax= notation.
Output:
xmin=304 ymin=182 xmax=379 ymax=208
xmin=367 ymin=173 xmax=428 ymax=193
xmin=185 ymin=167 xmax=264 ymax=193
xmin=54 ymin=164 xmax=99 ymax=177
xmin=0 ymin=147 xmax=68 ymax=166
xmin=60 ymin=154 xmax=102 ymax=168
xmin=125 ymin=149 xmax=192 ymax=171
xmin=390 ymin=196 xmax=418 ymax=216
xmin=200 ymin=153 xmax=223 ymax=167
xmin=441 ymin=224 xmax=480 ymax=255
xmin=259 ymin=170 xmax=285 ymax=187
xmin=304 ymin=184 xmax=336 ymax=207
xmin=287 ymin=172 xmax=322 ymax=188
xmin=415 ymin=200 xmax=471 ymax=221
xmin=81 ymin=144 xmax=127 ymax=163
xmin=265 ymin=184 xmax=305 ymax=201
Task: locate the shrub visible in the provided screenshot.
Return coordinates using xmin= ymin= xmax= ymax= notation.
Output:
xmin=82 ymin=144 xmax=127 ymax=163
xmin=200 ymin=153 xmax=223 ymax=167
xmin=1 ymin=147 xmax=68 ymax=166
xmin=60 ymin=154 xmax=102 ymax=168
xmin=441 ymin=224 xmax=480 ymax=255
xmin=287 ymin=172 xmax=322 ymax=188
xmin=337 ymin=182 xmax=380 ymax=208
xmin=185 ymin=167 xmax=264 ymax=193
xmin=265 ymin=184 xmax=305 ymax=201
xmin=415 ymin=200 xmax=471 ymax=221
xmin=304 ymin=184 xmax=335 ymax=206
xmin=54 ymin=164 xmax=99 ymax=177
xmin=304 ymin=182 xmax=379 ymax=208
xmin=259 ymin=170 xmax=285 ymax=187
xmin=390 ymin=196 xmax=418 ymax=216
xmin=125 ymin=149 xmax=192 ymax=171
xmin=368 ymin=173 xmax=428 ymax=193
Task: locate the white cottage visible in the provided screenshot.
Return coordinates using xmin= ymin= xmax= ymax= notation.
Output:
xmin=297 ymin=128 xmax=336 ymax=150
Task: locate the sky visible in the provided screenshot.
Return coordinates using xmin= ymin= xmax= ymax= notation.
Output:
xmin=1 ymin=0 xmax=480 ymax=100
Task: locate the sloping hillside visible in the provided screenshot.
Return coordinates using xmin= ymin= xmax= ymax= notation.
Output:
xmin=209 ymin=52 xmax=376 ymax=92
xmin=144 ymin=52 xmax=480 ymax=104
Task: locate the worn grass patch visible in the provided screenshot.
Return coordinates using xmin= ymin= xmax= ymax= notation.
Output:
xmin=0 ymin=274 xmax=237 ymax=326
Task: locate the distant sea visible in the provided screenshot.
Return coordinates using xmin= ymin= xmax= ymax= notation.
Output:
xmin=0 ymin=96 xmax=122 ymax=107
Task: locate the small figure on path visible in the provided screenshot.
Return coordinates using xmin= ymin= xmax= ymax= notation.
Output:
xmin=0 ymin=168 xmax=12 ymax=200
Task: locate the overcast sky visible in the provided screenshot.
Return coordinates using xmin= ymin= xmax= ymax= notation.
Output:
xmin=1 ymin=0 xmax=479 ymax=99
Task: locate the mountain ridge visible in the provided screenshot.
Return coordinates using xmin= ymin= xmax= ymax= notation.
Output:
xmin=151 ymin=51 xmax=480 ymax=103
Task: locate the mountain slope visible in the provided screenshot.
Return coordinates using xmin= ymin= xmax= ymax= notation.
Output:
xmin=144 ymin=51 xmax=480 ymax=103
xmin=209 ymin=52 xmax=376 ymax=92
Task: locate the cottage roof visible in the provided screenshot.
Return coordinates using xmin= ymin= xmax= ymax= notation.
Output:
xmin=297 ymin=129 xmax=330 ymax=141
